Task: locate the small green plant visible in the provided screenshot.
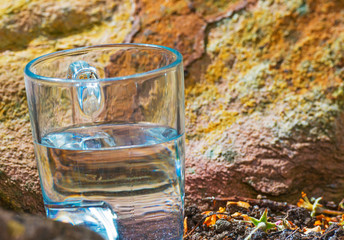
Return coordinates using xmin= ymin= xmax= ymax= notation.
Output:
xmin=244 ymin=209 xmax=276 ymax=240
xmin=297 ymin=192 xmax=343 ymax=217
xmin=297 ymin=192 xmax=322 ymax=217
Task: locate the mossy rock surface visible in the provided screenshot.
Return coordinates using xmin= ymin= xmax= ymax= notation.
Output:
xmin=1 ymin=0 xmax=344 ymax=213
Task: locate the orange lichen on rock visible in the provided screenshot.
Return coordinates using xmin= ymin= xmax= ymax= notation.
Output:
xmin=131 ymin=0 xmax=254 ymax=65
xmin=187 ymin=0 xmax=344 ymax=144
xmin=185 ymin=0 xmax=344 ymax=205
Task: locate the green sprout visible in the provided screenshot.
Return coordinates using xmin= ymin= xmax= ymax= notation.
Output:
xmin=244 ymin=209 xmax=276 ymax=240
xmin=310 ymin=197 xmax=323 ymax=217
xmin=297 ymin=192 xmax=344 ymax=217
xmin=297 ymin=192 xmax=322 ymax=217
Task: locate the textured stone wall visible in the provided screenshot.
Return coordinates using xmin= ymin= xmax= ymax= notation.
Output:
xmin=0 ymin=0 xmax=133 ymax=213
xmin=1 ymin=0 xmax=344 ymax=213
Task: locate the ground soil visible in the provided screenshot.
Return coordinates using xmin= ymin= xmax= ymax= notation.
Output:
xmin=184 ymin=196 xmax=344 ymax=240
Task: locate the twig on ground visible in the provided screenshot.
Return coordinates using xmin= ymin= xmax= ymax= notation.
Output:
xmin=203 ymin=196 xmax=295 ymax=211
xmin=319 ymin=227 xmax=337 ymax=239
xmin=285 ymin=228 xmax=300 ymax=240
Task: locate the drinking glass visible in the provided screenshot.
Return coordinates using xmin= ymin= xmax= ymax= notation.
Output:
xmin=24 ymin=44 xmax=185 ymax=240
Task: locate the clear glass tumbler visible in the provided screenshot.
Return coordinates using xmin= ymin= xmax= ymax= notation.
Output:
xmin=24 ymin=44 xmax=185 ymax=240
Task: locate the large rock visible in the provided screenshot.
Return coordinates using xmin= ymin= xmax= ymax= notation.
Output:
xmin=0 ymin=207 xmax=104 ymax=240
xmin=1 ymin=0 xmax=344 ymax=213
xmin=183 ymin=0 xmax=344 ymax=207
xmin=0 ymin=0 xmax=134 ymax=213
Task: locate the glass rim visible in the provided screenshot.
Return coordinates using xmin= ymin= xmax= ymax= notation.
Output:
xmin=24 ymin=43 xmax=183 ymax=83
